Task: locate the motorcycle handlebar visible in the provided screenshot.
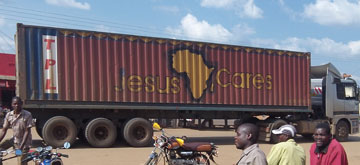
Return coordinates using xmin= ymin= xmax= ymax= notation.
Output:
xmin=61 ymin=154 xmax=69 ymax=158
xmin=21 ymin=156 xmax=33 ymax=163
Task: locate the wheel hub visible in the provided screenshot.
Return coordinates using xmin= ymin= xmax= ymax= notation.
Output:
xmin=53 ymin=126 xmax=68 ymax=140
xmin=133 ymin=126 xmax=146 ymax=140
xmin=95 ymin=126 xmax=108 ymax=140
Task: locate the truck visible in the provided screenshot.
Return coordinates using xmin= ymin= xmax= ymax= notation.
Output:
xmin=15 ymin=23 xmax=359 ymax=147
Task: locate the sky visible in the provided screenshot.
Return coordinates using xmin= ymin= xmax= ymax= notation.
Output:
xmin=0 ymin=0 xmax=360 ymax=82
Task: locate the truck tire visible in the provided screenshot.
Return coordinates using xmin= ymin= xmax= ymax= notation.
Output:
xmin=42 ymin=116 xmax=77 ymax=147
xmin=123 ymin=118 xmax=153 ymax=147
xmin=270 ymin=119 xmax=287 ymax=144
xmin=201 ymin=119 xmax=214 ymax=128
xmin=335 ymin=120 xmax=349 ymax=142
xmin=85 ymin=118 xmax=117 ymax=147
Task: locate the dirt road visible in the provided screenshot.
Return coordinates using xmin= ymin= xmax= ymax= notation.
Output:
xmin=2 ymin=127 xmax=360 ymax=165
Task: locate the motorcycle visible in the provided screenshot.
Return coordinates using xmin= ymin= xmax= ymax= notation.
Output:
xmin=145 ymin=122 xmax=218 ymax=165
xmin=22 ymin=142 xmax=70 ymax=165
xmin=0 ymin=148 xmax=22 ymax=165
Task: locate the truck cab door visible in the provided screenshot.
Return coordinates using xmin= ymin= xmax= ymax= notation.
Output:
xmin=332 ymin=81 xmax=345 ymax=116
xmin=330 ymin=81 xmax=359 ymax=116
xmin=325 ymin=75 xmax=343 ymax=118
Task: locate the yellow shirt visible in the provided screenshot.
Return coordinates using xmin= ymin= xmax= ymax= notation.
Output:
xmin=267 ymin=139 xmax=305 ymax=165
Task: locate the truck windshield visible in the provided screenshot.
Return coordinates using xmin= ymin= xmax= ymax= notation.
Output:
xmin=345 ymin=85 xmax=356 ymax=98
xmin=337 ymin=83 xmax=357 ymax=100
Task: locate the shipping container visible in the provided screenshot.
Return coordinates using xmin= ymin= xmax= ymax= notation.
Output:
xmin=16 ymin=23 xmax=357 ymax=149
xmin=17 ymin=24 xmax=311 ymax=112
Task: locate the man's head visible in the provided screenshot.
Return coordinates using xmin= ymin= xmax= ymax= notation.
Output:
xmin=234 ymin=123 xmax=259 ymax=150
xmin=272 ymin=124 xmax=296 ymax=142
xmin=313 ymin=123 xmax=332 ymax=148
xmin=11 ymin=96 xmax=23 ymax=113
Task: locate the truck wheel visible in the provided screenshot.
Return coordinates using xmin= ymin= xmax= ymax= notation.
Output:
xmin=123 ymin=118 xmax=153 ymax=147
xmin=270 ymin=119 xmax=287 ymax=144
xmin=201 ymin=119 xmax=214 ymax=128
xmin=42 ymin=116 xmax=77 ymax=147
xmin=335 ymin=120 xmax=349 ymax=142
xmin=85 ymin=118 xmax=117 ymax=147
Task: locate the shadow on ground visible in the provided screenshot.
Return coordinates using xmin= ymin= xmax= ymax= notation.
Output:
xmin=32 ymin=134 xmax=360 ymax=149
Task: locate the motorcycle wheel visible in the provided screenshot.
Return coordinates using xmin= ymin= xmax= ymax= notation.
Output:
xmin=145 ymin=155 xmax=159 ymax=165
xmin=144 ymin=157 xmax=156 ymax=165
xmin=194 ymin=154 xmax=210 ymax=165
xmin=145 ymin=153 xmax=165 ymax=165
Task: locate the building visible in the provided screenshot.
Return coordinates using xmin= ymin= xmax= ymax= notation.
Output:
xmin=0 ymin=53 xmax=16 ymax=108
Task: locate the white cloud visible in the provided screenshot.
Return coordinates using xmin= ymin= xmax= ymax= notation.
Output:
xmin=166 ymin=14 xmax=255 ymax=43
xmin=200 ymin=0 xmax=235 ymax=8
xmin=166 ymin=14 xmax=232 ymax=43
xmin=153 ymin=5 xmax=180 ymax=14
xmin=231 ymin=23 xmax=255 ymax=40
xmin=304 ymin=0 xmax=360 ymax=26
xmin=349 ymin=41 xmax=360 ymax=54
xmin=45 ymin=0 xmax=91 ymax=10
xmin=200 ymin=0 xmax=263 ymax=19
xmin=277 ymin=0 xmax=301 ymax=20
xmin=251 ymin=37 xmax=360 ymax=58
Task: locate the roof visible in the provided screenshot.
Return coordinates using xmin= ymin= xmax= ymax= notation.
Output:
xmin=310 ymin=63 xmax=341 ymax=79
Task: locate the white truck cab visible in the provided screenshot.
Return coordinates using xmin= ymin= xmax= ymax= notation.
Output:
xmin=311 ymin=63 xmax=359 ymax=141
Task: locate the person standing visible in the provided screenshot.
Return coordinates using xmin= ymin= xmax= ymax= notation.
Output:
xmin=234 ymin=123 xmax=267 ymax=165
xmin=310 ymin=122 xmax=348 ymax=165
xmin=267 ymin=124 xmax=305 ymax=165
xmin=0 ymin=96 xmax=33 ymax=165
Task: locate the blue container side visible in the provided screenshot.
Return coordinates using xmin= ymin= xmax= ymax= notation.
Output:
xmin=25 ymin=27 xmax=57 ymax=100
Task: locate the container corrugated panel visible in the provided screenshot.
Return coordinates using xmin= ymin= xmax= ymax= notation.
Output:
xmin=17 ymin=24 xmax=310 ymax=108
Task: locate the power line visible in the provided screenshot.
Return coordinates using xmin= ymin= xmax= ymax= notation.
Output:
xmin=311 ymin=57 xmax=360 ymax=63
xmin=0 ymin=4 xmax=149 ymax=31
xmin=0 ymin=29 xmax=15 ymax=52
xmin=0 ymin=4 xmax=233 ymax=44
xmin=0 ymin=41 xmax=5 ymax=52
xmin=0 ymin=8 xmax=155 ymax=35
xmin=1 ymin=4 xmax=359 ymax=63
xmin=0 ymin=11 xmax=172 ymax=41
xmin=0 ymin=29 xmax=14 ymax=41
xmin=1 ymin=16 xmax=146 ymax=38
xmin=0 ymin=4 xmax=175 ymax=39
